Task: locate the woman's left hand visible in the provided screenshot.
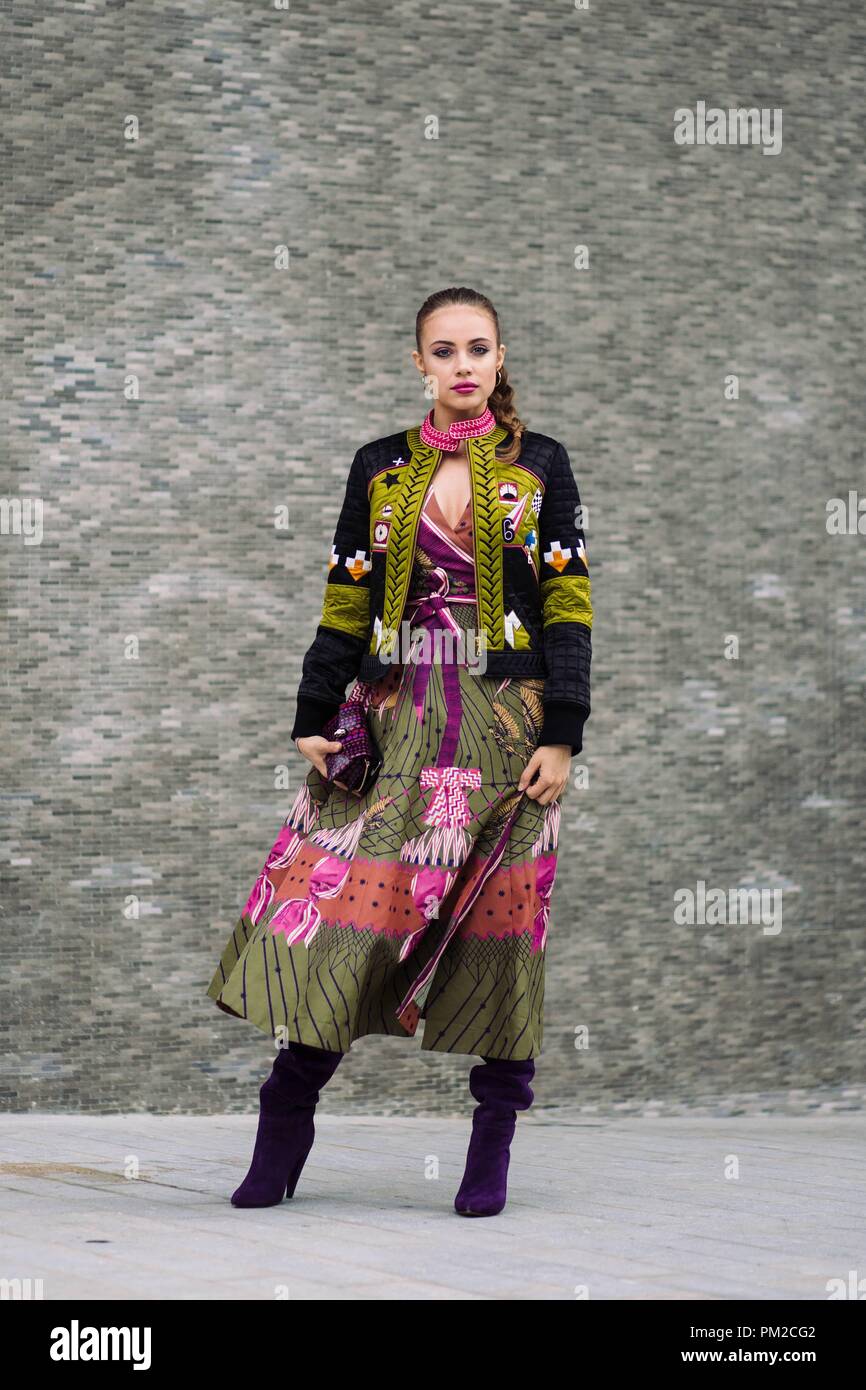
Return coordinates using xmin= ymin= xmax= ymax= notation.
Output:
xmin=518 ymin=744 xmax=571 ymax=804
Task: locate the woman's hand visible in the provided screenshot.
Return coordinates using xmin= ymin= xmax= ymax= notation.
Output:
xmin=518 ymin=744 xmax=571 ymax=805
xmin=295 ymin=734 xmax=343 ymax=777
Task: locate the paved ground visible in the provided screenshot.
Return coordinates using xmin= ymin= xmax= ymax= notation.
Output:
xmin=1 ymin=1112 xmax=863 ymax=1300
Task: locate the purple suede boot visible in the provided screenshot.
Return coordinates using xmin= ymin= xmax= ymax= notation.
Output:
xmin=454 ymin=1056 xmax=536 ymax=1217
xmin=231 ymin=1039 xmax=345 ymax=1208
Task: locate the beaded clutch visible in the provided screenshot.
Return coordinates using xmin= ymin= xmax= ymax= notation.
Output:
xmin=321 ymin=681 xmax=382 ymax=797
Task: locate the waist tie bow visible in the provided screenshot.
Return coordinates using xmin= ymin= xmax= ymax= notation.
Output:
xmin=405 ymin=565 xmax=475 ymax=769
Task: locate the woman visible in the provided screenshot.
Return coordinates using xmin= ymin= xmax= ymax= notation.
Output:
xmin=206 ymin=286 xmax=593 ymax=1217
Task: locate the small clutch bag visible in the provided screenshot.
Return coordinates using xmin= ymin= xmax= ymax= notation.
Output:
xmin=321 ymin=682 xmax=382 ymax=797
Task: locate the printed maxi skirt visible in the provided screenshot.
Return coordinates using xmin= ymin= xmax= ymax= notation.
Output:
xmin=206 ymin=486 xmax=568 ymax=1060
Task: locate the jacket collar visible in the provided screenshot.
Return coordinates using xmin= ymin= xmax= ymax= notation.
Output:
xmin=378 ymin=421 xmax=509 ymax=657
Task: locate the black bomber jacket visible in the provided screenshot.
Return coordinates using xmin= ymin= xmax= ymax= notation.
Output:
xmin=290 ymin=419 xmax=593 ymax=754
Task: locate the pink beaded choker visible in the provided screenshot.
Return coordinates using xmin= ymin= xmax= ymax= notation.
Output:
xmin=419 ymin=405 xmax=497 ymax=452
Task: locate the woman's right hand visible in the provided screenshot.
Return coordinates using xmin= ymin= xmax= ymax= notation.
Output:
xmin=295 ymin=735 xmax=342 ymax=777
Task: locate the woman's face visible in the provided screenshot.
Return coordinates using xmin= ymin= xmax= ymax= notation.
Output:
xmin=412 ymin=306 xmax=505 ymax=412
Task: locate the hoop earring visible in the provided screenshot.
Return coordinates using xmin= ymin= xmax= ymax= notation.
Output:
xmin=496 ymin=370 xmax=502 ymax=385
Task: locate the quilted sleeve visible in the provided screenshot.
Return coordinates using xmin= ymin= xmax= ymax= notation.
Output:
xmin=290 ymin=448 xmax=371 ymax=740
xmin=537 ymin=441 xmax=593 ymax=755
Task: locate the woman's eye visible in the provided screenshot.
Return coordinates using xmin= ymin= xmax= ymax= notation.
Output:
xmin=431 ymin=346 xmax=490 ymax=358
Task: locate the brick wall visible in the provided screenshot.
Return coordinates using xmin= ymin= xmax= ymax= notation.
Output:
xmin=2 ymin=1 xmax=863 ymax=1115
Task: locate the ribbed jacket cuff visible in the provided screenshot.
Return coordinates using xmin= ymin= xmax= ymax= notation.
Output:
xmin=538 ymin=702 xmax=589 ymax=756
xmin=290 ymin=696 xmax=341 ymax=742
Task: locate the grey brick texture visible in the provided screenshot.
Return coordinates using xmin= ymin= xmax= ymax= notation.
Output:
xmin=1 ymin=1 xmax=863 ymax=1116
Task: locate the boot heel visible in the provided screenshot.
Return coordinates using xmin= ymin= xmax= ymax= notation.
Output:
xmin=285 ymin=1131 xmax=315 ymax=1199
